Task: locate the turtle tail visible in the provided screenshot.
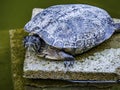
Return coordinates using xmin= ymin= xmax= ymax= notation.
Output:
xmin=114 ymin=23 xmax=120 ymax=32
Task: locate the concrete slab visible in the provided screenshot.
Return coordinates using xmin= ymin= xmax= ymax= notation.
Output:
xmin=23 ymin=8 xmax=120 ymax=80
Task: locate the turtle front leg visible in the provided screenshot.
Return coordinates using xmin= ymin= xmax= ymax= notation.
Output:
xmin=37 ymin=48 xmax=75 ymax=68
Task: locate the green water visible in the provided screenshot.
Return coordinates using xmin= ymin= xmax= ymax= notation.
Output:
xmin=0 ymin=30 xmax=13 ymax=90
xmin=0 ymin=0 xmax=120 ymax=90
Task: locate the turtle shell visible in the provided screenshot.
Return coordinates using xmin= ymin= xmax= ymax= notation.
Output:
xmin=24 ymin=4 xmax=115 ymax=49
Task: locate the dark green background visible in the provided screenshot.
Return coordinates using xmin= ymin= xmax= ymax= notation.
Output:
xmin=0 ymin=0 xmax=120 ymax=90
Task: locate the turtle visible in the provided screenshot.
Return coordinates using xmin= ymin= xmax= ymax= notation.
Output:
xmin=23 ymin=4 xmax=120 ymax=68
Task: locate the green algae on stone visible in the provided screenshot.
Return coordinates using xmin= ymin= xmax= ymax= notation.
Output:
xmin=10 ymin=29 xmax=28 ymax=90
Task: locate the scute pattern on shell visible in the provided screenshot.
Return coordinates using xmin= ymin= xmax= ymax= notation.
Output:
xmin=24 ymin=4 xmax=115 ymax=49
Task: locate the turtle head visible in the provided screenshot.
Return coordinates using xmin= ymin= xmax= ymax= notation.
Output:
xmin=23 ymin=34 xmax=41 ymax=53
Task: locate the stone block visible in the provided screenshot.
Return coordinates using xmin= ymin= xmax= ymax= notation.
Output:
xmin=23 ymin=8 xmax=120 ymax=80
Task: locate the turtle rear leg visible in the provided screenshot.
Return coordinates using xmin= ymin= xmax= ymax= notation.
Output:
xmin=58 ymin=51 xmax=75 ymax=68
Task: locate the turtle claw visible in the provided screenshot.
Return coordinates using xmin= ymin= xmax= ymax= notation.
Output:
xmin=64 ymin=58 xmax=75 ymax=68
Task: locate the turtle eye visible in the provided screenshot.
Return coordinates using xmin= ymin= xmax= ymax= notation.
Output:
xmin=33 ymin=39 xmax=37 ymax=43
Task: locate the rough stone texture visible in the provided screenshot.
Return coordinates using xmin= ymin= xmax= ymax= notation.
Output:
xmin=10 ymin=29 xmax=27 ymax=90
xmin=24 ymin=48 xmax=120 ymax=73
xmin=23 ymin=8 xmax=120 ymax=80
